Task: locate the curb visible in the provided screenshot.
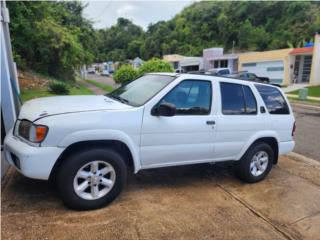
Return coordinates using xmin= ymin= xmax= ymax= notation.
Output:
xmin=286 ymin=152 xmax=320 ymax=166
xmin=291 ymin=102 xmax=320 ymax=111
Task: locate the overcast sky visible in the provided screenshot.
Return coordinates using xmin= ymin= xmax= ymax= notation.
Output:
xmin=83 ymin=1 xmax=194 ymax=30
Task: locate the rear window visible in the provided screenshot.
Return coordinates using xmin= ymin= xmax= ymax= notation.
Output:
xmin=255 ymin=85 xmax=290 ymax=114
xmin=220 ymin=82 xmax=257 ymax=115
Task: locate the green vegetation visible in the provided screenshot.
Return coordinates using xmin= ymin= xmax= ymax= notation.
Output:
xmin=48 ymin=81 xmax=70 ymax=95
xmin=138 ymin=58 xmax=174 ymax=75
xmin=86 ymin=80 xmax=114 ymax=92
xmin=288 ymin=86 xmax=320 ymax=97
xmin=8 ymin=1 xmax=96 ymax=80
xmin=8 ymin=1 xmax=320 ymax=81
xmin=21 ymin=82 xmax=93 ymax=102
xmin=114 ymin=65 xmax=139 ymax=84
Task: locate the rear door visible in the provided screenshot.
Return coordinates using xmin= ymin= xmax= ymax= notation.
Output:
xmin=214 ymin=81 xmax=266 ymax=160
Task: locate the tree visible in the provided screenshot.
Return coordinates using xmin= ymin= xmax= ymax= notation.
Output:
xmin=138 ymin=58 xmax=174 ymax=75
xmin=113 ymin=65 xmax=138 ymax=84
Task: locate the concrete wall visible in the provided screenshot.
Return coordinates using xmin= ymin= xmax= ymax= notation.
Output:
xmin=310 ymin=33 xmax=320 ymax=86
xmin=239 ymin=49 xmax=292 ymax=86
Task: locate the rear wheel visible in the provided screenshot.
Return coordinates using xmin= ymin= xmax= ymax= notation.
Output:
xmin=56 ymin=148 xmax=127 ymax=210
xmin=235 ymin=142 xmax=274 ymax=183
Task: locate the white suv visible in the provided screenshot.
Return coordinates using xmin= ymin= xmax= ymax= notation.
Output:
xmin=4 ymin=73 xmax=295 ymax=210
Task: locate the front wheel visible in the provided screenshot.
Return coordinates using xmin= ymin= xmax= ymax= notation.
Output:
xmin=235 ymin=142 xmax=274 ymax=183
xmin=56 ymin=148 xmax=127 ymax=210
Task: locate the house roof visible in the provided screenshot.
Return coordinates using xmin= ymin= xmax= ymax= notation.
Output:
xmin=289 ymin=47 xmax=313 ymax=55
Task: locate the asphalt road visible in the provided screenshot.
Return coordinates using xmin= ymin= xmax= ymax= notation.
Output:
xmin=86 ymin=73 xmax=118 ymax=88
xmin=292 ymin=104 xmax=320 ymax=161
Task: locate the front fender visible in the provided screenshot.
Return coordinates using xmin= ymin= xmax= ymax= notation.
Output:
xmin=235 ymin=131 xmax=280 ymax=160
xmin=58 ymin=129 xmax=141 ymax=172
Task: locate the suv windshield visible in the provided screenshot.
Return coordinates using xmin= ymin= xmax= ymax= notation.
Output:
xmin=108 ymin=74 xmax=175 ymax=106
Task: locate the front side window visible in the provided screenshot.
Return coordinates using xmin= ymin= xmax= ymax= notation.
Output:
xmin=255 ymin=85 xmax=289 ymax=114
xmin=108 ymin=74 xmax=175 ymax=106
xmin=220 ymin=82 xmax=257 ymax=115
xmin=160 ymin=80 xmax=212 ymax=115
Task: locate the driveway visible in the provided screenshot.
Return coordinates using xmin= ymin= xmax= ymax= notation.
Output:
xmin=2 ymin=155 xmax=320 ymax=240
xmin=86 ymin=73 xmax=117 ymax=88
xmin=292 ymin=104 xmax=320 ymax=161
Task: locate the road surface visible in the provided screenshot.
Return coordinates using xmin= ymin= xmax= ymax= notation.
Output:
xmin=292 ymin=104 xmax=320 ymax=161
xmin=86 ymin=73 xmax=118 ymax=88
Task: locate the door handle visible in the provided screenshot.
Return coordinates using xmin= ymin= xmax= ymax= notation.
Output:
xmin=206 ymin=120 xmax=215 ymax=125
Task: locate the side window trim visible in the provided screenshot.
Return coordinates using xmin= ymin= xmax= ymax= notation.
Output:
xmin=152 ymin=79 xmax=213 ymax=116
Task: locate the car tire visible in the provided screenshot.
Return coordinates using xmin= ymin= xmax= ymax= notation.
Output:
xmin=235 ymin=142 xmax=274 ymax=183
xmin=56 ymin=148 xmax=127 ymax=210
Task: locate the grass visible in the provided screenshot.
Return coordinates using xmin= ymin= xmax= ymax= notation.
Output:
xmin=288 ymin=97 xmax=320 ymax=106
xmin=21 ymin=82 xmax=94 ymax=102
xmin=288 ymin=85 xmax=320 ymax=97
xmin=86 ymin=79 xmax=114 ymax=92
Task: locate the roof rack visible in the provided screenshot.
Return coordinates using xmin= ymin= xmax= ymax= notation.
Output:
xmin=184 ymin=72 xmax=280 ymax=87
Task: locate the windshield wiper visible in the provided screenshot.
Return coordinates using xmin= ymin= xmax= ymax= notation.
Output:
xmin=108 ymin=94 xmax=130 ymax=104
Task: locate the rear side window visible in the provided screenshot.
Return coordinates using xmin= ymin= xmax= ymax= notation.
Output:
xmin=220 ymin=82 xmax=257 ymax=115
xmin=255 ymin=85 xmax=289 ymax=114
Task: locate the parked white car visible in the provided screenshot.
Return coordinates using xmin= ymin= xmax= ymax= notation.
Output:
xmin=4 ymin=73 xmax=295 ymax=210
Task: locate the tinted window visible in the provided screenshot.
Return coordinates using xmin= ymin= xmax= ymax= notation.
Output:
xmin=220 ymin=82 xmax=257 ymax=115
xmin=161 ymin=80 xmax=211 ymax=115
xmin=221 ymin=83 xmax=246 ymax=114
xmin=255 ymin=85 xmax=289 ymax=114
xmin=243 ymin=86 xmax=257 ymax=114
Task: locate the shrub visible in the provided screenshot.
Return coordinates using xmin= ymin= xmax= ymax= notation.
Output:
xmin=114 ymin=65 xmax=138 ymax=84
xmin=48 ymin=81 xmax=69 ymax=95
xmin=138 ymin=58 xmax=174 ymax=75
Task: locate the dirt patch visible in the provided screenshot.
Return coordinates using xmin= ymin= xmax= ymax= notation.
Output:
xmin=18 ymin=70 xmax=51 ymax=90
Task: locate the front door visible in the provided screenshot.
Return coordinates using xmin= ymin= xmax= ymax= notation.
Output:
xmin=140 ymin=80 xmax=215 ymax=169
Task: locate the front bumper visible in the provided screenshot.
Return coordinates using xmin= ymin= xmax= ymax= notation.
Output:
xmin=3 ymin=130 xmax=64 ymax=180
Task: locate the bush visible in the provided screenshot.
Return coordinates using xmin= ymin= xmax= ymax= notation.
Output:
xmin=48 ymin=81 xmax=70 ymax=95
xmin=138 ymin=58 xmax=174 ymax=75
xmin=114 ymin=65 xmax=138 ymax=84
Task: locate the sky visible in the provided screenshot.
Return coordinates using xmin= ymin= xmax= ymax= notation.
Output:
xmin=83 ymin=1 xmax=194 ymax=30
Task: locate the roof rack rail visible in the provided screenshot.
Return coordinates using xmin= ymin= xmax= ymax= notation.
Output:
xmin=184 ymin=72 xmax=280 ymax=87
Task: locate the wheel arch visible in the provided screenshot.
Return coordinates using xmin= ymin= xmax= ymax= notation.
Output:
xmin=238 ymin=135 xmax=279 ymax=164
xmin=49 ymin=140 xmax=138 ymax=181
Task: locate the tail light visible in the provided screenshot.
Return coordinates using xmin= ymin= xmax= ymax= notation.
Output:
xmin=292 ymin=121 xmax=296 ymax=137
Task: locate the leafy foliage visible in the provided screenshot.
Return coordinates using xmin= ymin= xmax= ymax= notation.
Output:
xmin=48 ymin=81 xmax=69 ymax=95
xmin=114 ymin=65 xmax=138 ymax=84
xmin=7 ymin=1 xmax=95 ymax=80
xmin=8 ymin=1 xmax=320 ymax=82
xmin=138 ymin=58 xmax=174 ymax=75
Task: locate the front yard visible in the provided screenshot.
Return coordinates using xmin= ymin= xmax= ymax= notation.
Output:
xmin=288 ymin=85 xmax=320 ymax=97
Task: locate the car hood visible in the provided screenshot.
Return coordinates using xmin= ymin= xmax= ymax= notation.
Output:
xmin=19 ymin=95 xmax=133 ymax=121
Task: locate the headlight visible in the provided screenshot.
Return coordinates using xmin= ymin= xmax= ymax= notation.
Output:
xmin=14 ymin=120 xmax=48 ymax=143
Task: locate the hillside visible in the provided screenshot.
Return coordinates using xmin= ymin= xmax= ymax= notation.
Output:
xmin=8 ymin=1 xmax=320 ymax=80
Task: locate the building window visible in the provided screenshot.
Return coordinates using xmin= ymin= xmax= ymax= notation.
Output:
xmin=214 ymin=60 xmax=219 ymax=68
xmin=242 ymin=62 xmax=256 ymax=67
xmin=267 ymin=67 xmax=284 ymax=71
xmin=220 ymin=60 xmax=228 ymax=68
xmin=173 ymin=61 xmax=179 ymax=69
xmin=270 ymin=79 xmax=283 ymax=84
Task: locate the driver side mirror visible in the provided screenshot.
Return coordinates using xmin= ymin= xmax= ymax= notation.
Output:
xmin=153 ymin=103 xmax=176 ymax=117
